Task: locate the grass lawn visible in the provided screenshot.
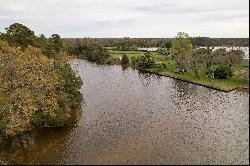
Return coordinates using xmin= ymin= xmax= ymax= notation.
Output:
xmin=109 ymin=50 xmax=144 ymax=60
xmin=109 ymin=50 xmax=249 ymax=92
xmin=109 ymin=50 xmax=165 ymax=62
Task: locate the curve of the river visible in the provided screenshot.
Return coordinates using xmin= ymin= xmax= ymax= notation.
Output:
xmin=0 ymin=59 xmax=248 ymax=165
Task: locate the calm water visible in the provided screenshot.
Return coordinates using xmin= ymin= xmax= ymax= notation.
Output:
xmin=0 ymin=59 xmax=249 ymax=165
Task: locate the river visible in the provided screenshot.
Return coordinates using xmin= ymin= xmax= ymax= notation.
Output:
xmin=0 ymin=59 xmax=249 ymax=165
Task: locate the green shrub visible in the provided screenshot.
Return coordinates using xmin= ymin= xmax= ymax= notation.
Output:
xmin=153 ymin=63 xmax=167 ymax=70
xmin=131 ymin=56 xmax=138 ymax=65
xmin=56 ymin=63 xmax=82 ymax=108
xmin=0 ymin=120 xmax=7 ymax=136
xmin=31 ymin=114 xmax=45 ymax=127
xmin=86 ymin=46 xmax=111 ymax=63
xmin=31 ymin=99 xmax=69 ymax=127
xmin=137 ymin=53 xmax=155 ymax=69
xmin=214 ymin=66 xmax=232 ymax=79
xmin=121 ymin=54 xmax=129 ymax=65
xmin=226 ymin=67 xmax=233 ymax=77
xmin=45 ymin=107 xmax=69 ymax=127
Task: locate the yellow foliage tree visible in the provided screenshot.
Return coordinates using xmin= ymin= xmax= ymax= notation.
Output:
xmin=0 ymin=40 xmax=72 ymax=136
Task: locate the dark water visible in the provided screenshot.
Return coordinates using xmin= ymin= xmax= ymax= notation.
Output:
xmin=0 ymin=59 xmax=249 ymax=165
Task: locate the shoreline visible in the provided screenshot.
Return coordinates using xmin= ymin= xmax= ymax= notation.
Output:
xmin=0 ymin=90 xmax=82 ymax=147
xmin=73 ymin=58 xmax=249 ymax=92
xmin=106 ymin=60 xmax=249 ymax=93
xmin=144 ymin=69 xmax=249 ymax=92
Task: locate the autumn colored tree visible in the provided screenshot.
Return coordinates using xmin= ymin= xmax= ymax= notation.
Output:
xmin=0 ymin=41 xmax=81 ymax=136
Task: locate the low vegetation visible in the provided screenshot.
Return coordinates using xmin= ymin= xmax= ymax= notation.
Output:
xmin=121 ymin=54 xmax=129 ymax=66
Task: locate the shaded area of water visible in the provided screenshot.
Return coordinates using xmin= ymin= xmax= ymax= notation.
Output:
xmin=0 ymin=60 xmax=249 ymax=165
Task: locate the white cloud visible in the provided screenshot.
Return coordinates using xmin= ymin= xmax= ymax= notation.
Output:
xmin=0 ymin=0 xmax=249 ymax=37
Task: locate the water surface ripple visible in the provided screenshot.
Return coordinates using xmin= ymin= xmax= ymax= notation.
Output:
xmin=0 ymin=59 xmax=248 ymax=165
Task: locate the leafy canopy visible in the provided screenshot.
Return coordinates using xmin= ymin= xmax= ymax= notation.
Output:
xmin=171 ymin=32 xmax=193 ymax=55
xmin=3 ymin=23 xmax=36 ymax=48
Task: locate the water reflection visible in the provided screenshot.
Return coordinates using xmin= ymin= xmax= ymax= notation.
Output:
xmin=0 ymin=127 xmax=74 ymax=165
xmin=0 ymin=60 xmax=248 ymax=165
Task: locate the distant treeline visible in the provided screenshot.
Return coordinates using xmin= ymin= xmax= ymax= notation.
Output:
xmin=191 ymin=37 xmax=249 ymax=47
xmin=63 ymin=37 xmax=249 ymax=50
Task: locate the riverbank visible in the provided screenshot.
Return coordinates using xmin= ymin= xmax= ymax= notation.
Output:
xmin=145 ymin=68 xmax=249 ymax=92
xmin=108 ymin=50 xmax=249 ymax=92
xmin=0 ymin=69 xmax=82 ymax=147
xmin=0 ymin=92 xmax=82 ymax=149
xmin=0 ymin=59 xmax=248 ymax=164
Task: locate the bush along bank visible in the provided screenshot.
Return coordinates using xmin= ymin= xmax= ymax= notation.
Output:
xmin=0 ymin=41 xmax=82 ymax=137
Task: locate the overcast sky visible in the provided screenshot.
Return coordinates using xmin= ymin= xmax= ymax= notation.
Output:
xmin=0 ymin=0 xmax=249 ymax=38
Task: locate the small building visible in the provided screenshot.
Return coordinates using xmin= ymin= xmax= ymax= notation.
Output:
xmin=138 ymin=47 xmax=158 ymax=52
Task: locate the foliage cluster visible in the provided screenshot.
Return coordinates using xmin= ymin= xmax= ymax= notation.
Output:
xmin=0 ymin=24 xmax=82 ymax=136
xmin=0 ymin=23 xmax=63 ymax=58
xmin=130 ymin=52 xmax=155 ymax=69
xmin=65 ymin=39 xmax=111 ymax=63
xmin=214 ymin=66 xmax=233 ymax=79
xmin=121 ymin=54 xmax=129 ymax=65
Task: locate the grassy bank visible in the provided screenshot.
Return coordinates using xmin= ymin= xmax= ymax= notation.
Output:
xmin=108 ymin=50 xmax=165 ymax=62
xmin=146 ymin=68 xmax=248 ymax=92
xmin=109 ymin=50 xmax=249 ymax=92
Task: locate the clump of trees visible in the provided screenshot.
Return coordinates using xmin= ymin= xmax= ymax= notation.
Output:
xmin=0 ymin=23 xmax=82 ymax=136
xmin=0 ymin=23 xmax=63 ymax=58
xmin=169 ymin=32 xmax=245 ymax=79
xmin=65 ymin=38 xmax=111 ymax=63
xmin=1 ymin=23 xmax=36 ymax=48
xmin=62 ymin=37 xmax=249 ymax=51
xmin=87 ymin=46 xmax=110 ymax=63
xmin=171 ymin=32 xmax=193 ymax=73
xmin=187 ymin=48 xmax=204 ymax=78
xmin=131 ymin=52 xmax=155 ymax=70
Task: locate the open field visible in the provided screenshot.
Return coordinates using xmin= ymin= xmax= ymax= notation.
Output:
xmin=108 ymin=50 xmax=165 ymax=62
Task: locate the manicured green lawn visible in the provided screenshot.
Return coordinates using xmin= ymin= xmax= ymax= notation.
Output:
xmin=109 ymin=50 xmax=144 ymax=60
xmin=109 ymin=50 xmax=165 ymax=62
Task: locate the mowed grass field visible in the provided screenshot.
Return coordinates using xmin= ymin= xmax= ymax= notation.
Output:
xmin=108 ymin=50 xmax=165 ymax=62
